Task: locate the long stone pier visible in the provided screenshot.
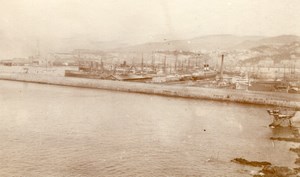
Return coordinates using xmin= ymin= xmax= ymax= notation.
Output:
xmin=0 ymin=73 xmax=299 ymax=110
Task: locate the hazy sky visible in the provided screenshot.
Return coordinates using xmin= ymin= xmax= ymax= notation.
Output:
xmin=0 ymin=0 xmax=300 ymax=57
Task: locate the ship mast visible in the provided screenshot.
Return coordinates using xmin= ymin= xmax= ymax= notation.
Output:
xmin=174 ymin=50 xmax=178 ymax=72
xmin=152 ymin=51 xmax=155 ymax=71
xmin=220 ymin=54 xmax=224 ymax=81
xmin=141 ymin=53 xmax=144 ymax=73
xmin=164 ymin=55 xmax=167 ymax=74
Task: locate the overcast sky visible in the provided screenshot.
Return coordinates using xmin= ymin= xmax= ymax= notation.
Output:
xmin=1 ymin=0 xmax=300 ymax=41
xmin=0 ymin=0 xmax=300 ymax=57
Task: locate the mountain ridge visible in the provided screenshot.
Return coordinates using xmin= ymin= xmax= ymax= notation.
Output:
xmin=114 ymin=34 xmax=300 ymax=52
xmin=1 ymin=34 xmax=300 ymax=58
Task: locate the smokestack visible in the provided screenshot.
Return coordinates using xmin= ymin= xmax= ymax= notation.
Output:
xmin=220 ymin=54 xmax=224 ymax=80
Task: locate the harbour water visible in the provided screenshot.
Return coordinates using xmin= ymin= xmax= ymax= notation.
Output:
xmin=0 ymin=80 xmax=297 ymax=176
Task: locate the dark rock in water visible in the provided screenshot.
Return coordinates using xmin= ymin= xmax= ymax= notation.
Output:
xmin=294 ymin=167 xmax=300 ymax=173
xmin=290 ymin=147 xmax=300 ymax=154
xmin=270 ymin=137 xmax=300 ymax=143
xmin=231 ymin=158 xmax=271 ymax=167
xmin=295 ymin=158 xmax=300 ymax=165
xmin=289 ymin=147 xmax=300 ymax=165
xmin=258 ymin=165 xmax=298 ymax=177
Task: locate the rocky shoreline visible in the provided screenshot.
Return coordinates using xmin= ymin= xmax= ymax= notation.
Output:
xmin=232 ymin=127 xmax=300 ymax=177
xmin=232 ymin=157 xmax=300 ymax=177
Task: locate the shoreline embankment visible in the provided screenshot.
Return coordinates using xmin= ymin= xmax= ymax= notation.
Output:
xmin=0 ymin=73 xmax=299 ymax=109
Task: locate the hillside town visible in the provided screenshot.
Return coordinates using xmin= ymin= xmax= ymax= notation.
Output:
xmin=1 ymin=35 xmax=300 ymax=94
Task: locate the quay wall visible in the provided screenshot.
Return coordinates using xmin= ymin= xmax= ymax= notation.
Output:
xmin=0 ymin=73 xmax=299 ymax=109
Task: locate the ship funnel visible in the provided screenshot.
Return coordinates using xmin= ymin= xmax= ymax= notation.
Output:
xmin=204 ymin=64 xmax=209 ymax=71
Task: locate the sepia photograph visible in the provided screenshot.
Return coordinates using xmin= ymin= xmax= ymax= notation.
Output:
xmin=0 ymin=0 xmax=300 ymax=176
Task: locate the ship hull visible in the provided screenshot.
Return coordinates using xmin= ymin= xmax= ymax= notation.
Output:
xmin=192 ymin=72 xmax=217 ymax=80
xmin=65 ymin=70 xmax=108 ymax=79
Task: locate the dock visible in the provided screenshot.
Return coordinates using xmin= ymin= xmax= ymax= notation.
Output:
xmin=0 ymin=73 xmax=299 ymax=110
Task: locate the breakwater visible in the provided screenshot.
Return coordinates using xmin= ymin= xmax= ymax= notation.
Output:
xmin=0 ymin=73 xmax=299 ymax=109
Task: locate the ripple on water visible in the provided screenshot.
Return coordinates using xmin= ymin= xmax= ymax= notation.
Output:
xmin=0 ymin=80 xmax=296 ymax=176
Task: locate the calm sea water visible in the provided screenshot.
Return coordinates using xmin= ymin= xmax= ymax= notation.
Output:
xmin=0 ymin=80 xmax=296 ymax=177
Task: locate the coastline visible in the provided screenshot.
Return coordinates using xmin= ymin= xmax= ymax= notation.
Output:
xmin=0 ymin=73 xmax=299 ymax=110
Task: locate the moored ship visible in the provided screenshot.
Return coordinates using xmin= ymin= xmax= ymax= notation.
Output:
xmin=192 ymin=64 xmax=217 ymax=80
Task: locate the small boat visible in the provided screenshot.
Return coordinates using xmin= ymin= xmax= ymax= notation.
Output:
xmin=267 ymin=108 xmax=297 ymax=128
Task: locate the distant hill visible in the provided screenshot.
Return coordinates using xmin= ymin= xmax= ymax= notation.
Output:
xmin=59 ymin=37 xmax=129 ymax=51
xmin=114 ymin=34 xmax=300 ymax=52
xmin=1 ymin=34 xmax=300 ymax=59
xmin=241 ymin=41 xmax=300 ymax=65
xmin=0 ymin=36 xmax=130 ymax=59
xmin=115 ymin=34 xmax=264 ymax=52
xmin=235 ymin=35 xmax=300 ymax=49
xmin=189 ymin=34 xmax=263 ymax=50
